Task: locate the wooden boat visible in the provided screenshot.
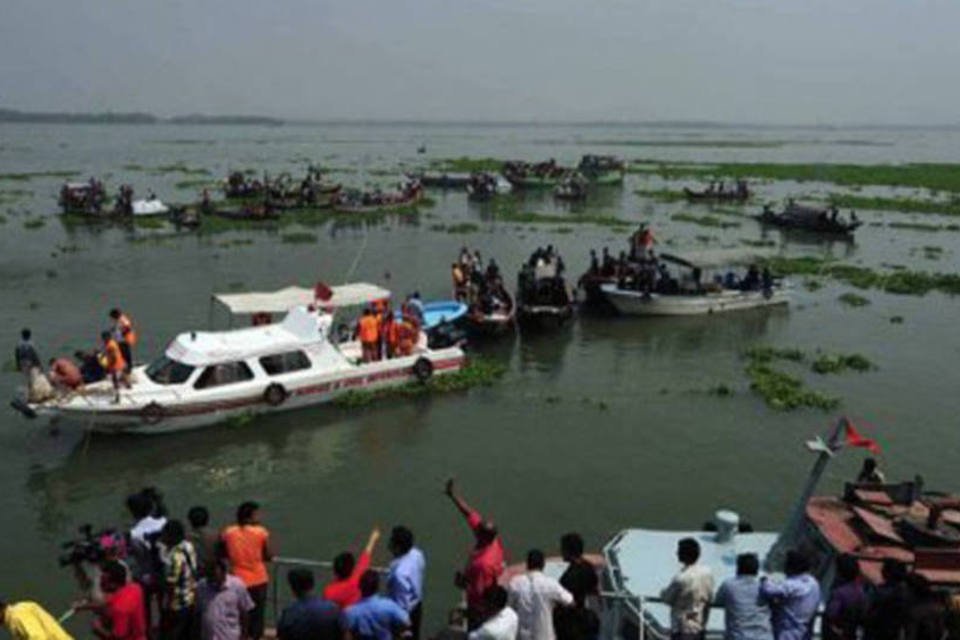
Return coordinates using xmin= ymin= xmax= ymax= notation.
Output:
xmin=331 ymin=181 xmax=423 ymax=214
xmin=516 ymin=259 xmax=575 ymax=330
xmin=59 ymin=180 xmax=107 ymax=215
xmin=466 ymin=291 xmax=516 ymax=337
xmin=600 ymin=249 xmax=788 ymax=316
xmin=577 ymin=155 xmax=625 ymax=185
xmin=414 ymin=171 xmax=472 ymax=189
xmin=211 ymin=203 xmax=280 ymax=221
xmin=503 ymin=160 xmax=566 ymax=189
xmin=465 ymin=172 xmax=511 ymax=201
xmin=17 ymin=284 xmax=465 ymax=434
xmin=683 ymin=182 xmax=751 ymax=203
xmin=755 ymin=203 xmax=862 ymax=235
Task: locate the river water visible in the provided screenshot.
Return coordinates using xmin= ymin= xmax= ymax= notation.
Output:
xmin=1 ymin=122 xmax=959 ymax=633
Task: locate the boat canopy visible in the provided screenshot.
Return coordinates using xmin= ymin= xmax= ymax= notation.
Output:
xmin=167 ymin=306 xmax=328 ymax=366
xmin=659 ymin=248 xmax=777 ymax=270
xmin=213 ymin=283 xmax=391 ymax=315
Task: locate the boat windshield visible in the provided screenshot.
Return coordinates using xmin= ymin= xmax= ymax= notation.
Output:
xmin=145 ymin=356 xmax=195 ymax=385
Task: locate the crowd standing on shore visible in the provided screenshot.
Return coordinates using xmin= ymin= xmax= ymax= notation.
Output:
xmin=4 ymin=469 xmax=960 ymax=640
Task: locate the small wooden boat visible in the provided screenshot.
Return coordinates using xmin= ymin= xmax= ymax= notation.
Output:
xmin=466 ymin=172 xmax=510 ymax=201
xmin=466 ymin=304 xmax=515 ymax=337
xmin=577 ymin=155 xmax=625 ymax=185
xmin=755 ymin=203 xmax=861 ymax=235
xmin=332 ymin=181 xmax=423 ymax=214
xmin=684 ymin=182 xmax=751 ymax=203
xmin=600 ymin=249 xmax=788 ymax=316
xmin=211 ymin=204 xmax=280 ymax=221
xmin=503 ymin=160 xmax=566 ymax=189
xmin=59 ymin=180 xmax=107 ymax=215
xmin=516 ymin=259 xmax=575 ymax=331
xmin=414 ymin=172 xmax=472 ymax=189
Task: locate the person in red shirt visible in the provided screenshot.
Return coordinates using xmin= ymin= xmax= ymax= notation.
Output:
xmin=445 ymin=478 xmax=505 ymax=630
xmin=322 ymin=527 xmax=381 ymax=609
xmin=92 ymin=560 xmax=148 ymax=640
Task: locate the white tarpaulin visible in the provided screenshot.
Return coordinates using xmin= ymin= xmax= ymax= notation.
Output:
xmin=132 ymin=199 xmax=170 ymax=216
xmin=213 ymin=283 xmax=391 ymax=314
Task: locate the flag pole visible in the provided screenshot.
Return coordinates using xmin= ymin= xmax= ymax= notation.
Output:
xmin=764 ymin=416 xmax=848 ymax=571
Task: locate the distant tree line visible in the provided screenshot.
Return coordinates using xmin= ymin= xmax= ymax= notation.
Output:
xmin=0 ymin=108 xmax=282 ymax=125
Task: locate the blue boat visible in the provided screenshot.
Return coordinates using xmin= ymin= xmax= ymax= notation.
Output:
xmin=397 ymin=300 xmax=468 ymax=330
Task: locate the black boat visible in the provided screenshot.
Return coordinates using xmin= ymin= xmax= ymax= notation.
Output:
xmin=755 ymin=202 xmax=861 ymax=236
xmin=466 ymin=172 xmax=499 ymax=201
xmin=516 ymin=253 xmax=575 ymax=331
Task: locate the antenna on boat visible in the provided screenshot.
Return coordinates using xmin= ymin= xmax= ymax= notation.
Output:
xmin=764 ymin=416 xmax=849 ymax=572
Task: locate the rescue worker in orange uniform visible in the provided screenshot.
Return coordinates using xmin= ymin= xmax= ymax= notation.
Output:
xmin=396 ymin=317 xmax=418 ymax=357
xmin=357 ymin=308 xmax=380 ymax=363
xmin=99 ymin=330 xmax=130 ymax=402
xmin=109 ymin=308 xmax=137 ymax=373
xmin=382 ymin=312 xmax=401 ymax=359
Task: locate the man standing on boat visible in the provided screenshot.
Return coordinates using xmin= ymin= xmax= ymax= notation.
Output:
xmin=759 ymin=550 xmax=820 ymax=640
xmin=660 ymin=538 xmax=715 ymax=640
xmin=446 ymin=478 xmax=505 ymax=630
xmin=507 ymin=549 xmax=573 ymax=640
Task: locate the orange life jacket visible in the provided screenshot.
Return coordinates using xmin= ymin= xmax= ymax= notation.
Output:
xmin=358 ymin=315 xmax=379 ymax=343
xmin=104 ymin=338 xmax=127 ymax=372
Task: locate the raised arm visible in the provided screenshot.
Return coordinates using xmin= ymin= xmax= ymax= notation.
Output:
xmin=364 ymin=527 xmax=381 ymax=555
xmin=445 ymin=478 xmax=475 ymax=519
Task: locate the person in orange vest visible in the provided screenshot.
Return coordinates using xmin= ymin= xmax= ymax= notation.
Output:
xmin=396 ymin=317 xmax=418 ymax=357
xmin=357 ymin=309 xmax=380 ymax=363
xmin=382 ymin=312 xmax=401 ymax=360
xmin=109 ymin=308 xmax=137 ymax=373
xmin=100 ymin=330 xmax=130 ymax=402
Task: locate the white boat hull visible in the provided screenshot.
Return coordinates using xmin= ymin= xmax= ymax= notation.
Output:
xmin=32 ymin=349 xmax=465 ymax=435
xmin=600 ymin=284 xmax=788 ymax=316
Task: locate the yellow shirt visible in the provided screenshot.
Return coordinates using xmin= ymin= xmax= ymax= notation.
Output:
xmin=3 ymin=602 xmax=73 ymax=640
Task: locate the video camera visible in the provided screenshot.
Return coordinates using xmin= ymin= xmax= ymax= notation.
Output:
xmin=58 ymin=524 xmax=126 ymax=568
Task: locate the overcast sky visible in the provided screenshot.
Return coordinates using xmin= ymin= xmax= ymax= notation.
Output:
xmin=1 ymin=0 xmax=957 ymax=124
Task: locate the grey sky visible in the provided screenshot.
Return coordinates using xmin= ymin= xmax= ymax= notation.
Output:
xmin=1 ymin=0 xmax=957 ymax=124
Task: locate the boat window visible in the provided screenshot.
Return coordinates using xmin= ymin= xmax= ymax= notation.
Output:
xmin=259 ymin=351 xmax=311 ymax=376
xmin=145 ymin=356 xmax=195 ymax=385
xmin=193 ymin=361 xmax=255 ymax=390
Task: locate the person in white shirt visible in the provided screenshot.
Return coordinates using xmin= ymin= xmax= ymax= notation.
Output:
xmin=508 ymin=549 xmax=574 ymax=640
xmin=469 ymin=585 xmax=519 ymax=640
xmin=660 ymin=538 xmax=715 ymax=640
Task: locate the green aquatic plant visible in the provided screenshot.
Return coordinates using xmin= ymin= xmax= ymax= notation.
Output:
xmin=175 ymin=179 xmax=218 ymax=190
xmin=23 ymin=217 xmax=46 ymax=229
xmin=150 ymin=163 xmax=210 ymax=176
xmin=133 ymin=217 xmax=166 ymax=229
xmin=811 ymin=353 xmax=875 ymax=375
xmin=825 ymin=193 xmax=960 ymax=217
xmin=634 ymin=189 xmax=687 ymax=202
xmin=745 ymin=362 xmax=840 ymax=411
xmin=444 ymin=223 xmax=480 ymax=234
xmin=837 ymin=292 xmax=871 ymax=307
xmin=740 ymin=238 xmax=777 ymax=248
xmin=628 ymin=160 xmax=960 ymax=193
xmin=670 ymin=213 xmax=741 ymax=229
xmin=430 ymin=157 xmax=503 ymax=173
xmin=888 ymin=221 xmax=953 ymax=232
xmin=0 ymin=170 xmax=78 ymax=181
xmin=332 ymin=358 xmax=507 ymax=409
xmin=744 ymin=345 xmax=805 ymax=364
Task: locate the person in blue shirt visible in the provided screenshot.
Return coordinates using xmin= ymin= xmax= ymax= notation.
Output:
xmin=277 ymin=568 xmax=340 ymax=640
xmin=387 ymin=526 xmax=426 ymax=640
xmin=342 ymin=571 xmax=411 ymax=640
xmin=715 ymin=553 xmax=773 ymax=640
xmin=760 ymin=550 xmax=821 ymax=640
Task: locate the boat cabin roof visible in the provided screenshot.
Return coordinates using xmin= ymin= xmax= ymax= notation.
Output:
xmin=605 ymin=527 xmax=778 ymax=635
xmin=660 ymin=248 xmax=777 ymax=270
xmin=213 ymin=282 xmax=391 ymax=314
xmin=806 ymin=480 xmax=960 ymax=588
xmin=166 ymin=306 xmax=330 ymax=366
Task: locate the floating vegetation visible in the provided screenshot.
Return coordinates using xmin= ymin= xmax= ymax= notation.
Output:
xmin=491 ymin=201 xmax=623 ymax=227
xmin=745 ymin=362 xmax=840 ymax=411
xmin=743 ymin=345 xmax=805 ymax=364
xmin=332 ymin=358 xmax=506 ymax=409
xmin=430 ymin=157 xmax=502 ymax=173
xmin=23 ymin=217 xmax=46 ymax=229
xmin=761 ymin=256 xmax=960 ymax=296
xmin=707 ymin=383 xmax=735 ymax=397
xmin=887 ymin=221 xmax=960 ymax=232
xmin=584 ymin=139 xmax=785 ymax=149
xmin=811 ymin=353 xmax=874 ymax=374
xmin=554 ymin=226 xmax=574 ymax=234
xmin=629 ymin=160 xmax=960 ymax=193
xmin=0 ymin=214 xmax=6 ymax=225
xmin=175 ymin=179 xmax=218 ymax=190
xmin=825 ymin=193 xmax=960 ymax=217
xmin=838 ymin=292 xmax=871 ymax=307
xmin=670 ymin=213 xmax=741 ymax=229
xmin=443 ymin=222 xmax=481 ymax=234
xmin=740 ymin=238 xmax=777 ymax=248
xmin=0 ymin=170 xmax=78 ymax=181
xmin=280 ymin=232 xmax=318 ymax=244
xmin=890 ymin=316 xmax=904 ymax=324
xmin=150 ymin=163 xmax=211 ymax=176
xmin=133 ymin=217 xmax=167 ymax=229
xmin=920 ymin=245 xmax=944 ymax=260
xmin=634 ymin=189 xmax=686 ymax=202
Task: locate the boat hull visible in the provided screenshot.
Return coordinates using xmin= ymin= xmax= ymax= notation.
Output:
xmin=517 ymin=305 xmax=575 ymax=331
xmin=32 ymin=350 xmax=465 ymax=435
xmin=601 ymin=285 xmax=789 ymax=316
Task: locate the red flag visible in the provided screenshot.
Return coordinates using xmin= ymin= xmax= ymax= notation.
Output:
xmin=844 ymin=420 xmax=881 ymax=454
xmin=314 ymin=281 xmax=333 ymax=302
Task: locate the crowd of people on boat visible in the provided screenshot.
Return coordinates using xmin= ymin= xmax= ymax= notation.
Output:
xmin=348 ymin=296 xmax=425 ymax=363
xmin=517 ymin=246 xmax=571 ymax=308
xmin=503 ymin=159 xmax=565 ymax=181
xmin=332 ymin=179 xmax=423 ymax=211
xmin=14 ymin=308 xmax=137 ymax=405
xmin=452 ymin=247 xmax=512 ymax=318
xmin=59 ymin=178 xmax=107 ymax=214
xmin=702 ymin=179 xmax=749 ymax=197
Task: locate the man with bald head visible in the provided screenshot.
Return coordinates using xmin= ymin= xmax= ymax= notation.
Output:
xmin=446 ymin=478 xmax=505 ymax=630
